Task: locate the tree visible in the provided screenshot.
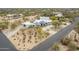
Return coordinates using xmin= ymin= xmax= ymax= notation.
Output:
xmin=61 ymin=38 xmax=71 ymax=45
xmin=68 ymin=41 xmax=77 ymax=51
xmin=52 ymin=43 xmax=60 ymax=51
xmin=10 ymin=23 xmax=17 ymax=29
xmin=0 ymin=21 xmax=9 ymax=30
xmin=23 ymin=17 xmax=28 ymax=22
xmin=50 ymin=16 xmax=58 ymax=20
xmin=52 ymin=20 xmax=61 ymax=29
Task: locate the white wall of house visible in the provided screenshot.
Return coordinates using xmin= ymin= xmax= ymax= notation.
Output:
xmin=22 ymin=22 xmax=36 ymax=28
xmin=22 ymin=16 xmax=52 ymax=28
xmin=33 ymin=17 xmax=52 ymax=26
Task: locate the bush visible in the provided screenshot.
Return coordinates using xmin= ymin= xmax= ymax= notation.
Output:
xmin=10 ymin=23 xmax=17 ymax=29
xmin=52 ymin=43 xmax=60 ymax=51
xmin=0 ymin=21 xmax=9 ymax=29
xmin=52 ymin=20 xmax=61 ymax=29
xmin=61 ymin=38 xmax=71 ymax=45
xmin=68 ymin=41 xmax=77 ymax=51
xmin=50 ymin=16 xmax=58 ymax=20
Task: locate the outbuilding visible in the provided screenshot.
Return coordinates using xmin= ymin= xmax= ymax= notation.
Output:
xmin=22 ymin=22 xmax=36 ymax=28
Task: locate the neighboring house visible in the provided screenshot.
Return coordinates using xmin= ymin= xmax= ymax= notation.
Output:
xmin=4 ymin=14 xmax=23 ymax=23
xmin=53 ymin=12 xmax=63 ymax=17
xmin=22 ymin=22 xmax=36 ymax=28
xmin=12 ymin=14 xmax=23 ymax=19
xmin=6 ymin=14 xmax=23 ymax=20
xmin=55 ymin=13 xmax=63 ymax=17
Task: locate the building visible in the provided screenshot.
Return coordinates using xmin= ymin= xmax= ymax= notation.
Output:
xmin=22 ymin=16 xmax=52 ymax=28
xmin=53 ymin=12 xmax=63 ymax=17
xmin=33 ymin=17 xmax=52 ymax=26
xmin=55 ymin=13 xmax=63 ymax=17
xmin=22 ymin=22 xmax=36 ymax=28
xmin=6 ymin=14 xmax=23 ymax=20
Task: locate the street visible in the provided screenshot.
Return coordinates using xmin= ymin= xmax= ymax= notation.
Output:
xmin=0 ymin=32 xmax=17 ymax=51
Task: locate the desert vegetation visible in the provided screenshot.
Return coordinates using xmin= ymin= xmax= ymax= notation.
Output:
xmin=10 ymin=27 xmax=49 ymax=50
xmin=0 ymin=20 xmax=9 ymax=30
xmin=50 ymin=24 xmax=79 ymax=51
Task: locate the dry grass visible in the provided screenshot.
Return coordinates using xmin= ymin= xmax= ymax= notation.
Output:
xmin=10 ymin=27 xmax=49 ymax=50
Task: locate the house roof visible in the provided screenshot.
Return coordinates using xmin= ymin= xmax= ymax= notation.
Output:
xmin=40 ymin=17 xmax=50 ymax=20
xmin=55 ymin=14 xmax=63 ymax=17
xmin=33 ymin=19 xmax=52 ymax=24
xmin=22 ymin=22 xmax=35 ymax=25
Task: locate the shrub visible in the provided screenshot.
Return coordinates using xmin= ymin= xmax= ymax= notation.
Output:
xmin=68 ymin=41 xmax=77 ymax=51
xmin=52 ymin=43 xmax=60 ymax=51
xmin=0 ymin=21 xmax=9 ymax=29
xmin=61 ymin=38 xmax=71 ymax=45
xmin=10 ymin=23 xmax=17 ymax=29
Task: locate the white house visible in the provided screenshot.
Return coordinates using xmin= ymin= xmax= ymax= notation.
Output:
xmin=22 ymin=16 xmax=52 ymax=28
xmin=22 ymin=22 xmax=36 ymax=28
xmin=33 ymin=18 xmax=52 ymax=26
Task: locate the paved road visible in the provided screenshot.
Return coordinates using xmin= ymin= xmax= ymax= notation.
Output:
xmin=0 ymin=32 xmax=17 ymax=51
xmin=0 ymin=25 xmax=23 ymax=51
xmin=30 ymin=17 xmax=79 ymax=51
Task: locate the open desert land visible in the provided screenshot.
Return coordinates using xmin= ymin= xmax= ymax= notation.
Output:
xmin=0 ymin=8 xmax=79 ymax=51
